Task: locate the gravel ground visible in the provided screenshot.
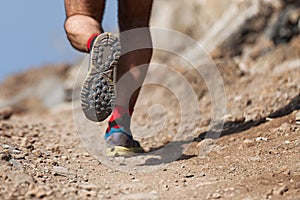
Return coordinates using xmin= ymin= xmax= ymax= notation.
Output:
xmin=0 ymin=2 xmax=299 ymax=199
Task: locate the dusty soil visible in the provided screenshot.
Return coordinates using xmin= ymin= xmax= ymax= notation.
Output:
xmin=1 ymin=1 xmax=300 ymax=200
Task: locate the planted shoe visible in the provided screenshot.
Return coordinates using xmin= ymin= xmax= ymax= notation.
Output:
xmin=105 ymin=127 xmax=144 ymax=157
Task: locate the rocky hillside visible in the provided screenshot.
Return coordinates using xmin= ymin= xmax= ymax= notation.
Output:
xmin=0 ymin=0 xmax=300 ymax=199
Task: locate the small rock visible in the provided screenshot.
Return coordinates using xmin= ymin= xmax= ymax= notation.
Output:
xmin=224 ymin=113 xmax=245 ymax=123
xmin=32 ymin=149 xmax=42 ymax=157
xmin=235 ymin=114 xmax=246 ymax=123
xmin=79 ymin=184 xmax=98 ymax=191
xmin=224 ymin=114 xmax=233 ymax=122
xmin=53 ymin=166 xmax=77 ymax=178
xmin=224 ymin=187 xmax=235 ymax=192
xmin=246 ymin=99 xmax=252 ymax=106
xmin=243 ymin=139 xmax=253 ymax=143
xmin=199 ymin=172 xmax=206 ymax=177
xmin=185 ymin=174 xmax=194 ymax=178
xmin=163 ymin=184 xmax=169 ymax=191
xmin=83 ymin=152 xmax=90 ymax=157
xmin=83 ymin=176 xmax=89 ymax=182
xmin=283 ymin=169 xmax=291 ymax=175
xmin=248 ymin=156 xmax=261 ymax=162
xmin=212 ymin=192 xmax=221 ymax=199
xmin=229 ymin=167 xmax=236 ymax=173
xmin=265 ymin=188 xmax=273 ymax=198
xmin=0 ymin=151 xmax=11 ymax=161
xmin=68 ymin=179 xmax=77 ymax=184
xmin=78 ymin=189 xmax=97 ymax=197
xmin=13 ymin=153 xmax=26 ymax=159
xmin=243 ymin=139 xmax=255 ymax=147
xmin=255 ymin=137 xmax=268 ymax=142
xmin=61 ymin=155 xmax=68 ymax=160
xmin=0 ymin=107 xmax=13 ymax=120
xmin=228 ymin=137 xmax=235 ymax=142
xmin=41 ymin=150 xmax=51 ymax=156
xmin=274 ymin=185 xmax=288 ymax=195
xmin=233 ymin=95 xmax=243 ymax=102
xmin=132 ymin=179 xmax=140 ymax=183
xmin=266 ymin=117 xmax=273 ymax=121
xmin=11 ymin=149 xmax=21 ymax=154
xmin=2 ymin=144 xmax=10 ymax=149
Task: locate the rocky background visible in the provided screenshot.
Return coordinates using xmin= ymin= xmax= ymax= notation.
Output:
xmin=0 ymin=0 xmax=300 ymax=199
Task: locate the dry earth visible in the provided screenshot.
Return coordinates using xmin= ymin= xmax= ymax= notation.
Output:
xmin=0 ymin=1 xmax=300 ymax=199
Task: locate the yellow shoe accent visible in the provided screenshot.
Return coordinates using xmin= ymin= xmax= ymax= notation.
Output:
xmin=106 ymin=146 xmax=144 ymax=157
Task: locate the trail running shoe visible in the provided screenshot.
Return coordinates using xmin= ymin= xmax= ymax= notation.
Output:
xmin=105 ymin=127 xmax=144 ymax=157
xmin=81 ymin=33 xmax=121 ymax=122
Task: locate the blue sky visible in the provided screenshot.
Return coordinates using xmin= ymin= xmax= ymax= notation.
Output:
xmin=0 ymin=0 xmax=118 ymax=81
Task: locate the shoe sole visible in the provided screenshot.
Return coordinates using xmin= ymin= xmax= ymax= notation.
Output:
xmin=106 ymin=146 xmax=144 ymax=157
xmin=81 ymin=33 xmax=121 ymax=122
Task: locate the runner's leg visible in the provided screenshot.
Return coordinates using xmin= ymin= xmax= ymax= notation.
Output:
xmin=116 ymin=0 xmax=153 ymax=110
xmin=64 ymin=0 xmax=105 ymax=52
xmin=104 ymin=0 xmax=153 ymax=156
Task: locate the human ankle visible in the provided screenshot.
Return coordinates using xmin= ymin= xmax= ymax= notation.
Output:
xmin=106 ymin=105 xmax=133 ymax=134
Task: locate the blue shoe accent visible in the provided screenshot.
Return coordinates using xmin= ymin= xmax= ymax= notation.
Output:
xmin=105 ymin=127 xmax=131 ymax=140
xmin=104 ymin=127 xmax=144 ymax=156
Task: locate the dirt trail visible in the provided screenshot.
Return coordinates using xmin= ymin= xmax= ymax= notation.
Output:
xmin=1 ymin=1 xmax=300 ymax=199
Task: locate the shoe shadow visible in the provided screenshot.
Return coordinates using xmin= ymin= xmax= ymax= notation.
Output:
xmin=138 ymin=93 xmax=300 ymax=166
xmin=218 ymin=93 xmax=300 ymax=138
xmin=136 ymin=140 xmax=191 ymax=166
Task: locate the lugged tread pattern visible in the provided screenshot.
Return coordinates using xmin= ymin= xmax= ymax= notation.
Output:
xmin=81 ymin=33 xmax=121 ymax=122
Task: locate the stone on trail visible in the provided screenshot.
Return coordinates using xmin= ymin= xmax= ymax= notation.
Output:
xmin=78 ymin=183 xmax=98 ymax=191
xmin=52 ymin=166 xmax=77 ymax=178
xmin=212 ymin=192 xmax=221 ymax=199
xmin=0 ymin=107 xmax=13 ymax=120
xmin=273 ymin=185 xmax=288 ymax=195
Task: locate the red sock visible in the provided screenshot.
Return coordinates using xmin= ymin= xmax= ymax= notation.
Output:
xmin=109 ymin=106 xmax=133 ymax=123
xmin=87 ymin=33 xmax=100 ymax=52
xmin=106 ymin=106 xmax=134 ymax=134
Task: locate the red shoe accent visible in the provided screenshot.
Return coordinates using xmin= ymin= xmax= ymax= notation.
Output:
xmin=87 ymin=33 xmax=100 ymax=52
xmin=106 ymin=106 xmax=133 ymax=134
xmin=109 ymin=105 xmax=133 ymax=122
